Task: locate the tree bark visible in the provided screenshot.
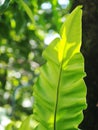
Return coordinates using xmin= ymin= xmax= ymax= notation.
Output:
xmin=71 ymin=1 xmax=98 ymax=130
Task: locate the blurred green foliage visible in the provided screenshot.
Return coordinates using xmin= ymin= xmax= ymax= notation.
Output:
xmin=0 ymin=0 xmax=72 ymax=129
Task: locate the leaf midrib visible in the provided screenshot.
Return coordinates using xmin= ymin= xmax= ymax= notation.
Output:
xmin=53 ymin=63 xmax=63 ymax=130
xmin=53 ymin=40 xmax=66 ymax=130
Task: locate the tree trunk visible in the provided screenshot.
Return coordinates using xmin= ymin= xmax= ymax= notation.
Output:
xmin=71 ymin=0 xmax=98 ymax=130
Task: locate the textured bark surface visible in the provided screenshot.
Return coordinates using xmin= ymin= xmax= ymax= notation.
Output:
xmin=71 ymin=0 xmax=98 ymax=130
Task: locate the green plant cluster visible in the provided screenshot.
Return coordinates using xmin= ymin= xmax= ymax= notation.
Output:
xmin=0 ymin=0 xmax=72 ymax=129
xmin=0 ymin=1 xmax=87 ymax=130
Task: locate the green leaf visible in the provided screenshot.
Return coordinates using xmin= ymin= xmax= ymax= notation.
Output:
xmin=31 ymin=6 xmax=87 ymax=130
xmin=18 ymin=115 xmax=38 ymax=130
xmin=17 ymin=0 xmax=35 ymax=27
xmin=0 ymin=0 xmax=10 ymax=14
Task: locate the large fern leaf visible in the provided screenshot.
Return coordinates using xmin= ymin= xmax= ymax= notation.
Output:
xmin=32 ymin=6 xmax=87 ymax=130
xmin=19 ymin=6 xmax=87 ymax=130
